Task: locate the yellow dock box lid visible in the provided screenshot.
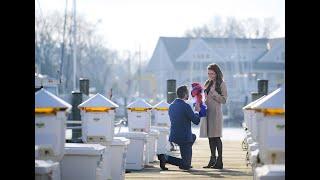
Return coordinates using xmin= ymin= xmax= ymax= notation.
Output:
xmin=251 ymin=87 xmax=285 ymax=116
xmin=78 ymin=93 xmax=119 ymax=112
xmin=153 ymin=100 xmax=170 ymax=111
xmin=127 ymin=99 xmax=152 ymax=111
xmin=35 ymin=88 xmax=71 ymax=114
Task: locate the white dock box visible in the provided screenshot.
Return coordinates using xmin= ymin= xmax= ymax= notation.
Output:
xmin=254 ymin=164 xmax=285 ymax=180
xmin=79 ymin=141 xmax=112 ymax=180
xmin=251 ymin=87 xmax=285 ymax=164
xmin=35 ymin=160 xmax=61 ymax=180
xmin=151 ymin=126 xmax=170 ymax=154
xmin=243 ymin=95 xmax=266 ymax=135
xmin=95 ymin=142 xmax=112 ymax=180
xmin=148 ymin=129 xmax=160 ymax=162
xmin=110 ymin=137 xmax=130 ymax=180
xmin=251 ymin=109 xmax=264 ymax=143
xmin=78 ymin=93 xmax=119 ymax=180
xmin=127 ymin=99 xmax=152 ymax=133
xmin=115 ymin=132 xmax=148 ymax=170
xmin=35 ymin=88 xmax=71 ymax=161
xmin=60 ymin=143 xmax=105 ymax=180
xmin=153 ymin=100 xmax=170 ymax=127
xmin=78 ymin=93 xmax=119 ymax=143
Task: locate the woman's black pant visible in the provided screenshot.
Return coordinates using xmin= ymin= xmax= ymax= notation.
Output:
xmin=208 ymin=137 xmax=222 ymax=157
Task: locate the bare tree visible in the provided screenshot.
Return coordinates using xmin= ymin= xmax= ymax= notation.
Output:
xmin=261 ymin=17 xmax=280 ymax=38
xmin=185 ymin=25 xmax=213 ymax=37
xmin=184 ymin=16 xmax=279 ymax=39
xmin=185 ymin=16 xmax=226 ymax=38
xmin=242 ymin=18 xmax=261 ymax=38
xmin=224 ymin=17 xmax=246 ymax=38
xmin=210 ymin=16 xmax=225 ymax=37
xmin=35 ymin=10 xmax=120 ymax=94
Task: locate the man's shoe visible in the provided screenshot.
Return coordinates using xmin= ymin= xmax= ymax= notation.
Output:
xmin=157 ymin=154 xmax=168 ymax=170
xmin=179 ymin=165 xmax=193 ymax=171
xmin=179 ymin=166 xmax=196 ymax=171
xmin=179 ymin=166 xmax=190 ymax=171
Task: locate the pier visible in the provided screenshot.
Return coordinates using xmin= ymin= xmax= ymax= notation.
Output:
xmin=126 ymin=138 xmax=253 ymax=179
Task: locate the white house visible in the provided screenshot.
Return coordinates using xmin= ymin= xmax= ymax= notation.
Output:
xmin=144 ymin=37 xmax=285 ymax=122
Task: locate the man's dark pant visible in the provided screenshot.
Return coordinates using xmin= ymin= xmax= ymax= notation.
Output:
xmin=165 ymin=134 xmax=196 ymax=170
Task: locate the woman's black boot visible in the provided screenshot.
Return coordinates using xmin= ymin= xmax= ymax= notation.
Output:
xmin=203 ymin=156 xmax=216 ymax=168
xmin=213 ymin=156 xmax=223 ymax=169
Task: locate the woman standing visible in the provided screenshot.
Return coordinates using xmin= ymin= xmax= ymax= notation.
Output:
xmin=202 ymin=63 xmax=228 ymax=169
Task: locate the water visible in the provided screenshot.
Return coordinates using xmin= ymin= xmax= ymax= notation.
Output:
xmin=114 ymin=126 xmax=245 ymax=141
xmin=193 ymin=127 xmax=246 ymax=141
xmin=66 ymin=126 xmax=245 ymax=141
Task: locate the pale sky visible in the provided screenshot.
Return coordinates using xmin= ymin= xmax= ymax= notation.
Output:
xmin=36 ymin=0 xmax=285 ymax=60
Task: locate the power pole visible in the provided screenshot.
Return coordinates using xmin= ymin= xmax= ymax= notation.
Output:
xmin=58 ymin=0 xmax=68 ymax=94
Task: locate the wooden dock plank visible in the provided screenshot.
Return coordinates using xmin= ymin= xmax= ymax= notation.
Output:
xmin=125 ymin=139 xmax=253 ymax=179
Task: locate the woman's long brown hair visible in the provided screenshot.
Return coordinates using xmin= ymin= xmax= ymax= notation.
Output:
xmin=204 ymin=63 xmax=223 ymax=95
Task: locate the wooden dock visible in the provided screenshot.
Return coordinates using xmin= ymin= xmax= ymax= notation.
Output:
xmin=125 ymin=138 xmax=253 ymax=179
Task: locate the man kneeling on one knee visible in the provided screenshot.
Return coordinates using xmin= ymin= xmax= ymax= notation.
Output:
xmin=158 ymin=85 xmax=201 ymax=171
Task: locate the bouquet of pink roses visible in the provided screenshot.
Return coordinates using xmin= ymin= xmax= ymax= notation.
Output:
xmin=191 ymin=82 xmax=206 ymax=117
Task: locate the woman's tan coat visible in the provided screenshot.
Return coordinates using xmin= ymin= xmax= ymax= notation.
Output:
xmin=201 ymin=81 xmax=228 ymax=137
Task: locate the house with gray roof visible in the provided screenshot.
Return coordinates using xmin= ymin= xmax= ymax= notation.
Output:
xmin=144 ymin=36 xmax=284 ymax=122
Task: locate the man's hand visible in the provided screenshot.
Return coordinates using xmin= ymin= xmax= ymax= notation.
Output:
xmin=194 ymin=103 xmax=200 ymax=112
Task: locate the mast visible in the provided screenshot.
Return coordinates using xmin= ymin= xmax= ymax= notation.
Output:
xmin=72 ymin=0 xmax=77 ymax=90
xmin=58 ymin=0 xmax=68 ymax=94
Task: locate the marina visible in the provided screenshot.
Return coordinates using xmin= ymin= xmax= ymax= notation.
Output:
xmin=35 ymin=1 xmax=285 ymax=179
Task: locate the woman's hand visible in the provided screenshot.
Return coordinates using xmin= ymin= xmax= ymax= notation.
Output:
xmin=209 ymin=84 xmax=218 ymax=97
xmin=211 ymin=89 xmax=219 ymax=97
xmin=209 ymin=86 xmax=222 ymax=104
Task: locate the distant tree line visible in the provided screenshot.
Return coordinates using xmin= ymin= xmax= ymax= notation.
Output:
xmin=184 ymin=16 xmax=280 ymax=38
xmin=35 ymin=10 xmax=137 ymax=97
